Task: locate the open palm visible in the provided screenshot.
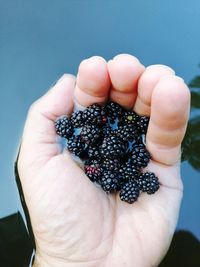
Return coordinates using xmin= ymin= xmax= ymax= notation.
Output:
xmin=18 ymin=54 xmax=190 ymax=267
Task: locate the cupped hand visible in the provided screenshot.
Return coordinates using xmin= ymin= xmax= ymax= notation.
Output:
xmin=18 ymin=54 xmax=190 ymax=267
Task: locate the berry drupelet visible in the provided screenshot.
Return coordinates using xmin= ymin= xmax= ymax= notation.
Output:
xmin=80 ymin=125 xmax=102 ymax=145
xmin=120 ymin=180 xmax=140 ymax=204
xmin=67 ymin=135 xmax=85 ymax=157
xmin=131 ymin=143 xmax=151 ymax=168
xmin=137 ymin=172 xmax=160 ymax=194
xmin=55 ymin=116 xmax=74 ymax=139
xmin=100 ymin=136 xmax=127 ymax=159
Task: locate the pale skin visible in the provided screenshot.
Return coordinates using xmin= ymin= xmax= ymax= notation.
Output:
xmin=18 ymin=54 xmax=190 ymax=267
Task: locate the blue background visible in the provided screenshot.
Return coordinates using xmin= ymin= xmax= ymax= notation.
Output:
xmin=0 ymin=0 xmax=200 ymax=239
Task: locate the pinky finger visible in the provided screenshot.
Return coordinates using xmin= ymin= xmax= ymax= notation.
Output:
xmin=146 ymin=76 xmax=191 ymax=166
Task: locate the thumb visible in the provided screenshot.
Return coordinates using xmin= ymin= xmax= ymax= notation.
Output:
xmin=19 ymin=74 xmax=76 ymax=170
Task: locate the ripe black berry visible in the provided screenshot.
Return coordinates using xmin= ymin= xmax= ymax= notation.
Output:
xmin=55 ymin=100 xmax=158 ymax=204
xmin=100 ymin=136 xmax=127 ymax=159
xmin=117 ymin=124 xmax=138 ymax=142
xmin=84 ymin=160 xmax=102 ymax=182
xmin=70 ymin=111 xmax=85 ymax=128
xmin=137 ymin=116 xmax=149 ymax=134
xmin=131 ymin=143 xmax=151 ymax=168
xmin=102 ymin=158 xmax=121 ymax=171
xmin=120 ymin=180 xmax=140 ymax=204
xmin=82 ymin=104 xmax=107 ymax=125
xmin=100 ymin=170 xmax=120 ymax=193
xmin=55 ymin=116 xmax=74 ymax=139
xmin=104 ymin=101 xmax=124 ymax=122
xmin=67 ymin=135 xmax=85 ymax=156
xmin=87 ymin=144 xmax=101 ymax=160
xmin=80 ymin=125 xmax=102 ymax=145
xmin=102 ymin=124 xmax=114 ymax=136
xmin=119 ymin=111 xmax=139 ymax=126
xmin=85 ymin=158 xmax=101 ymax=167
xmin=137 ymin=172 xmax=160 ymax=194
xmin=119 ymin=161 xmax=139 ymax=181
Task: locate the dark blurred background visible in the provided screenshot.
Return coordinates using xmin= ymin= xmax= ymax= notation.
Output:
xmin=1 ymin=0 xmax=200 ymax=265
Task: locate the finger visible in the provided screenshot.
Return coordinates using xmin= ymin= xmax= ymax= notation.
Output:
xmin=19 ymin=74 xmax=76 ymax=168
xmin=146 ymin=76 xmax=191 ymax=165
xmin=107 ymin=54 xmax=145 ymax=109
xmin=74 ymin=56 xmax=111 ymax=107
xmin=134 ymin=65 xmax=175 ymax=116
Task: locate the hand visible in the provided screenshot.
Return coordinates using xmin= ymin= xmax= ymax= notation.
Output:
xmin=18 ymin=54 xmax=190 ymax=267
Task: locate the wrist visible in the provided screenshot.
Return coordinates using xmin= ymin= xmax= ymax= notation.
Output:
xmin=33 ymin=253 xmax=105 ymax=267
xmin=32 ymin=254 xmax=60 ymax=267
xmin=32 ymin=253 xmax=79 ymax=267
xmin=32 ymin=254 xmax=50 ymax=267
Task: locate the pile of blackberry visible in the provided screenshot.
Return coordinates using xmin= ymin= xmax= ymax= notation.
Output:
xmin=55 ymin=102 xmax=160 ymax=204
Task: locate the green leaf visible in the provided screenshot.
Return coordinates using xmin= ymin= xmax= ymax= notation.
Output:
xmin=189 ymin=76 xmax=200 ymax=88
xmin=182 ymin=117 xmax=200 ymax=170
xmin=191 ymin=90 xmax=200 ymax=109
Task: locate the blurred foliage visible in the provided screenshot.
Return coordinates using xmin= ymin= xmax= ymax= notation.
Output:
xmin=189 ymin=75 xmax=200 ymax=88
xmin=182 ymin=116 xmax=200 ymax=170
xmin=190 ymin=90 xmax=200 ymax=109
xmin=188 ymin=74 xmax=200 ymax=109
xmin=159 ymin=230 xmax=200 ymax=267
xmin=181 ymin=71 xmax=200 ymax=170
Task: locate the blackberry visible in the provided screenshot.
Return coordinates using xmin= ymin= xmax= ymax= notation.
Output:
xmin=85 ymin=158 xmax=101 ymax=167
xmin=131 ymin=143 xmax=151 ymax=168
xmin=55 ymin=116 xmax=74 ymax=139
xmin=84 ymin=160 xmax=102 ymax=182
xmin=137 ymin=172 xmax=160 ymax=194
xmin=117 ymin=124 xmax=138 ymax=142
xmin=67 ymin=135 xmax=85 ymax=156
xmin=80 ymin=125 xmax=102 ymax=145
xmin=104 ymin=101 xmax=124 ymax=122
xmin=82 ymin=104 xmax=107 ymax=125
xmin=137 ymin=116 xmax=149 ymax=134
xmin=102 ymin=124 xmax=114 ymax=136
xmin=100 ymin=170 xmax=120 ymax=193
xmin=84 ymin=167 xmax=101 ymax=182
xmin=119 ymin=111 xmax=139 ymax=126
xmin=102 ymin=158 xmax=121 ymax=171
xmin=87 ymin=144 xmax=101 ymax=160
xmin=120 ymin=180 xmax=140 ymax=204
xmin=100 ymin=136 xmax=128 ymax=159
xmin=119 ymin=162 xmax=139 ymax=181
xmin=58 ymin=101 xmax=157 ymax=202
xmin=70 ymin=110 xmax=85 ymax=128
